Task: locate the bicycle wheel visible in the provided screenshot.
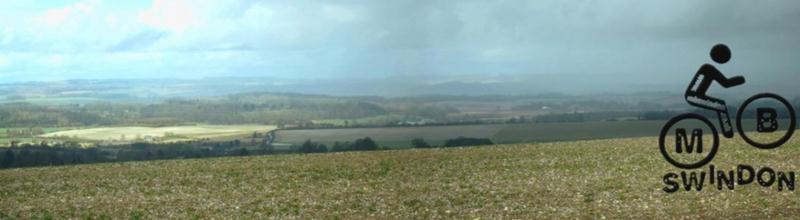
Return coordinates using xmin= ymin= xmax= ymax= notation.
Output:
xmin=659 ymin=113 xmax=720 ymax=169
xmin=735 ymin=93 xmax=797 ymax=149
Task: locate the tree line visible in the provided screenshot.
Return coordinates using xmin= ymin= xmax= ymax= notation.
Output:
xmin=295 ymin=137 xmax=381 ymax=153
xmin=0 ymin=141 xmax=260 ymax=169
xmin=0 ymin=136 xmax=496 ymax=169
xmin=410 ymin=137 xmax=494 ymax=148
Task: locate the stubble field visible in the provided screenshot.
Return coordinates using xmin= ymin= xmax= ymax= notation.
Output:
xmin=1 ymin=133 xmax=799 ymax=219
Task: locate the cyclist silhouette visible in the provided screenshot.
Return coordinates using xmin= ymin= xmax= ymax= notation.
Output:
xmin=661 ymin=44 xmax=797 ymax=169
xmin=685 ymin=44 xmax=745 ymax=138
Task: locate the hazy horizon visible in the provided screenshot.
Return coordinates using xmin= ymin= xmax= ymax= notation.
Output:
xmin=1 ymin=0 xmax=799 ymax=94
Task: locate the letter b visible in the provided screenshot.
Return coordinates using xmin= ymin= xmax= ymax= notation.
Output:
xmin=757 ymin=108 xmax=778 ymax=133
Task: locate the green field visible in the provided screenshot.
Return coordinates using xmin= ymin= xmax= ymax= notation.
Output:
xmin=275 ymin=119 xmax=783 ymax=147
xmin=275 ymin=124 xmax=506 ymax=147
xmin=39 ymin=125 xmax=277 ymax=143
xmin=275 ymin=121 xmax=664 ymax=147
xmin=2 ymin=133 xmax=799 ymax=218
xmin=0 ymin=127 xmax=71 ymax=147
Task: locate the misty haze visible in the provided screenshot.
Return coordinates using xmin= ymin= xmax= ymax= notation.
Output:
xmin=1 ymin=0 xmax=799 ymax=219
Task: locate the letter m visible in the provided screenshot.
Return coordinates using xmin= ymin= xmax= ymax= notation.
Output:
xmin=675 ymin=128 xmax=703 ymax=153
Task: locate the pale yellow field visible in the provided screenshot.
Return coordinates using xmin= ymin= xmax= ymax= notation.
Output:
xmin=39 ymin=125 xmax=276 ymax=142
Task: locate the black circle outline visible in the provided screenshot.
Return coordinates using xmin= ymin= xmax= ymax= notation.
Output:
xmin=735 ymin=93 xmax=797 ymax=149
xmin=659 ymin=113 xmax=720 ymax=169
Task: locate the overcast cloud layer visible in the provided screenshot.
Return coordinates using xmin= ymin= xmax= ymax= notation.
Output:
xmin=0 ymin=0 xmax=799 ymax=86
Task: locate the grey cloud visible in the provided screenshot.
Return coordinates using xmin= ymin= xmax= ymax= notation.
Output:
xmin=3 ymin=0 xmax=800 ymax=90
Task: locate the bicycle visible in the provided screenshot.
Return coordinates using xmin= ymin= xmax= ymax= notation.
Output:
xmin=659 ymin=92 xmax=797 ymax=169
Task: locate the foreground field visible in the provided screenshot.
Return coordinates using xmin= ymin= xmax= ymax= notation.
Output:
xmin=1 ymin=134 xmax=799 ymax=218
xmin=39 ymin=125 xmax=276 ymax=143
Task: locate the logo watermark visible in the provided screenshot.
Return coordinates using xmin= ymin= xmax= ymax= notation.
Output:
xmin=658 ymin=44 xmax=797 ymax=193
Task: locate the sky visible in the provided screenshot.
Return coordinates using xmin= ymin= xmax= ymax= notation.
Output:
xmin=0 ymin=0 xmax=799 ymax=86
